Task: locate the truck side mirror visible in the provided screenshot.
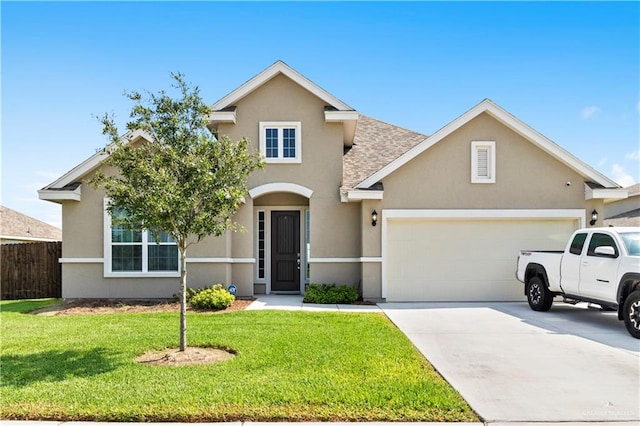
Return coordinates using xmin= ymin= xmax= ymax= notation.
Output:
xmin=594 ymin=246 xmax=617 ymax=257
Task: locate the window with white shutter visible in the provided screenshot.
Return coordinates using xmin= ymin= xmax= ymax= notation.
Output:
xmin=471 ymin=141 xmax=496 ymax=183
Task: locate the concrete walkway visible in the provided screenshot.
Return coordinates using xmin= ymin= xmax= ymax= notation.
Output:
xmin=380 ymin=302 xmax=640 ymax=423
xmin=246 ymin=294 xmax=382 ymax=312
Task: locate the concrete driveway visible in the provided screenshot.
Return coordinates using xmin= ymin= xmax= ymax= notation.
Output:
xmin=379 ymin=302 xmax=640 ymax=423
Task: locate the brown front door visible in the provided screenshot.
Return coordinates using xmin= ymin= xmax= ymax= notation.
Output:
xmin=271 ymin=211 xmax=300 ymax=292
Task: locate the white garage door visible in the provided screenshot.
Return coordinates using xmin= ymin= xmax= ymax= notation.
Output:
xmin=385 ymin=218 xmax=578 ymax=302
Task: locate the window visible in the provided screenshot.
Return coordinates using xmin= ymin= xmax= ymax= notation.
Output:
xmin=105 ymin=206 xmax=179 ymax=276
xmin=619 ymin=232 xmax=640 ymax=256
xmin=569 ymin=233 xmax=588 ymax=255
xmin=587 ymin=233 xmax=619 ymax=258
xmin=305 ymin=209 xmax=310 ymax=281
xmin=471 ymin=141 xmax=496 ymax=183
xmin=259 ymin=122 xmax=302 ymax=163
xmin=257 ymin=211 xmax=266 ymax=280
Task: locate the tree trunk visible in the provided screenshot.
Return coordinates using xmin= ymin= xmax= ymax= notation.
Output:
xmin=179 ymin=239 xmax=187 ymax=351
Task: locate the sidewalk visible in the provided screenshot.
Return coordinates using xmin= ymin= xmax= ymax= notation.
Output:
xmin=245 ymin=294 xmax=382 ymax=312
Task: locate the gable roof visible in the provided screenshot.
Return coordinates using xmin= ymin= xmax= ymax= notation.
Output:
xmin=354 ymin=99 xmax=620 ymax=189
xmin=0 ymin=206 xmax=62 ymax=242
xmin=343 ymin=115 xmax=427 ymax=189
xmin=211 ymin=61 xmax=354 ymax=112
xmin=39 ymin=130 xmax=151 ymax=201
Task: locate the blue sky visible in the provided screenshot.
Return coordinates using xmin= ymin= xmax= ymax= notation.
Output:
xmin=2 ymin=1 xmax=639 ymax=228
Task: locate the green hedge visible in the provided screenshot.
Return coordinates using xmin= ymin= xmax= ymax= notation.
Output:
xmin=303 ymin=284 xmax=359 ymax=304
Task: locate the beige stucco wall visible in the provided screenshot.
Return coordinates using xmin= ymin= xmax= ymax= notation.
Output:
xmin=358 ymin=112 xmax=603 ymax=299
xmin=61 ymin=164 xmax=247 ymax=299
xmin=605 ymin=195 xmax=639 ymax=218
xmin=219 ymin=73 xmax=361 ymax=289
xmin=61 ymin=73 xmax=361 ymax=299
xmin=383 ymin=113 xmax=588 ymax=209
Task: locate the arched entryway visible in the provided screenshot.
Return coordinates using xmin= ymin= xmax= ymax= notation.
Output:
xmin=249 ymin=183 xmax=312 ymax=294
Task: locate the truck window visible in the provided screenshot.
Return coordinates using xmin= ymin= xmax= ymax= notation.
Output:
xmin=587 ymin=233 xmax=619 ymax=257
xmin=569 ymin=233 xmax=588 ymax=255
xmin=619 ymin=232 xmax=640 ymax=256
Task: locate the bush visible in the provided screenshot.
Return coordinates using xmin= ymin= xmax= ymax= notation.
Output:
xmin=189 ymin=284 xmax=235 ymax=310
xmin=303 ymin=284 xmax=359 ymax=304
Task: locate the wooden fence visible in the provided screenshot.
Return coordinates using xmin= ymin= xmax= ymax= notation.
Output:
xmin=1 ymin=241 xmax=62 ymax=300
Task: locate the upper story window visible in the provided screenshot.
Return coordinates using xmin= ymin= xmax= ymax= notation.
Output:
xmin=104 ymin=203 xmax=180 ymax=277
xmin=471 ymin=141 xmax=496 ymax=183
xmin=259 ymin=121 xmax=302 ymax=164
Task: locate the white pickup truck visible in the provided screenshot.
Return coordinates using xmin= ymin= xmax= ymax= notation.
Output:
xmin=516 ymin=227 xmax=640 ymax=338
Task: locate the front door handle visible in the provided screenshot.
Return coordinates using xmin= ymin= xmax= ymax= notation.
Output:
xmin=297 ymin=253 xmax=301 ymax=270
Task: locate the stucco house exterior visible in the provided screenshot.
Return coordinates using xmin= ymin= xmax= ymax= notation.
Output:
xmin=39 ymin=61 xmax=628 ymax=302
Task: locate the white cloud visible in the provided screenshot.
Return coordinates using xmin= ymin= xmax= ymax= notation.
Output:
xmin=611 ymin=164 xmax=637 ymax=187
xmin=625 ymin=150 xmax=640 ymax=161
xmin=597 ymin=157 xmax=608 ymax=167
xmin=581 ymin=105 xmax=600 ymax=120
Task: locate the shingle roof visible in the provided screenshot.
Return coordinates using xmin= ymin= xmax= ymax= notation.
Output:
xmin=0 ymin=206 xmax=62 ymax=242
xmin=626 ymin=183 xmax=640 ymax=197
xmin=342 ymin=115 xmax=427 ymax=189
xmin=604 ymin=208 xmax=640 ymax=227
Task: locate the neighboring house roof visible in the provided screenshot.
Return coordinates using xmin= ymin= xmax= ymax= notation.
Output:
xmin=604 ymin=208 xmax=640 ymax=227
xmin=343 ymin=115 xmax=428 ymax=189
xmin=353 ymin=99 xmax=620 ymax=190
xmin=625 ymin=183 xmax=640 ymax=197
xmin=0 ymin=206 xmax=62 ymax=242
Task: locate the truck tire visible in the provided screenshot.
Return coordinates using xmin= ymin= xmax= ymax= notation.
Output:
xmin=622 ymin=290 xmax=640 ymax=339
xmin=526 ymin=276 xmax=553 ymax=312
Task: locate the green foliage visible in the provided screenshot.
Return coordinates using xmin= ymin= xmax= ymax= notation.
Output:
xmin=89 ymin=74 xmax=265 ymax=243
xmin=303 ymin=284 xmax=359 ymax=304
xmin=189 ymin=284 xmax=235 ymax=310
xmin=88 ymin=73 xmax=265 ymax=349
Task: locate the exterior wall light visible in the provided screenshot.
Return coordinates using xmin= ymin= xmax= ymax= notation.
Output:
xmin=590 ymin=209 xmax=598 ymax=226
xmin=371 ymin=210 xmax=378 ymax=227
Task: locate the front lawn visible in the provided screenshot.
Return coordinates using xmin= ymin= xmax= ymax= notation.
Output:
xmin=0 ymin=299 xmax=477 ymax=422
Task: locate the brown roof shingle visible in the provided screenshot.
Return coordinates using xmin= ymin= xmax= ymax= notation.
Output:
xmin=342 ymin=115 xmax=427 ymax=189
xmin=604 ymin=208 xmax=640 ymax=227
xmin=0 ymin=206 xmax=62 ymax=242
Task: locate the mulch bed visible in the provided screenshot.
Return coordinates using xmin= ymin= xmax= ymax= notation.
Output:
xmin=32 ymin=298 xmax=253 ymax=316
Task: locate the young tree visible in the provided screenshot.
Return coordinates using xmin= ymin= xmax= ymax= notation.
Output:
xmin=91 ymin=73 xmax=264 ymax=351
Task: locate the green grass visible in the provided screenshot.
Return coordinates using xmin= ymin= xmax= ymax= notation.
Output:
xmin=0 ymin=299 xmax=477 ymax=422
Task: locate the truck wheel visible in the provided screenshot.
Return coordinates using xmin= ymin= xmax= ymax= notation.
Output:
xmin=622 ymin=290 xmax=640 ymax=339
xmin=527 ymin=276 xmax=553 ymax=312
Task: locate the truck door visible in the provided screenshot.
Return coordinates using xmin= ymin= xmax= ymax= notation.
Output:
xmin=579 ymin=232 xmax=620 ymax=302
xmin=560 ymin=232 xmax=588 ymax=295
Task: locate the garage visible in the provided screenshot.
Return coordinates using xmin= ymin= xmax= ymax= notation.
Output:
xmin=383 ymin=210 xmax=582 ymax=302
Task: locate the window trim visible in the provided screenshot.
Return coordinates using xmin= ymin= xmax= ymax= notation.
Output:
xmin=103 ymin=200 xmax=180 ymax=278
xmin=471 ymin=140 xmax=496 ymax=183
xmin=256 ymin=210 xmax=266 ymax=281
xmin=259 ymin=121 xmax=302 ymax=164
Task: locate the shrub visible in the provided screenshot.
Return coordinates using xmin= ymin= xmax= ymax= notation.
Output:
xmin=189 ymin=284 xmax=235 ymax=310
xmin=303 ymin=284 xmax=359 ymax=304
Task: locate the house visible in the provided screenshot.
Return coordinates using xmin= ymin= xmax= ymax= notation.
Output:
xmin=0 ymin=206 xmax=62 ymax=244
xmin=605 ymin=184 xmax=639 ymax=227
xmin=39 ymin=61 xmax=628 ymax=301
